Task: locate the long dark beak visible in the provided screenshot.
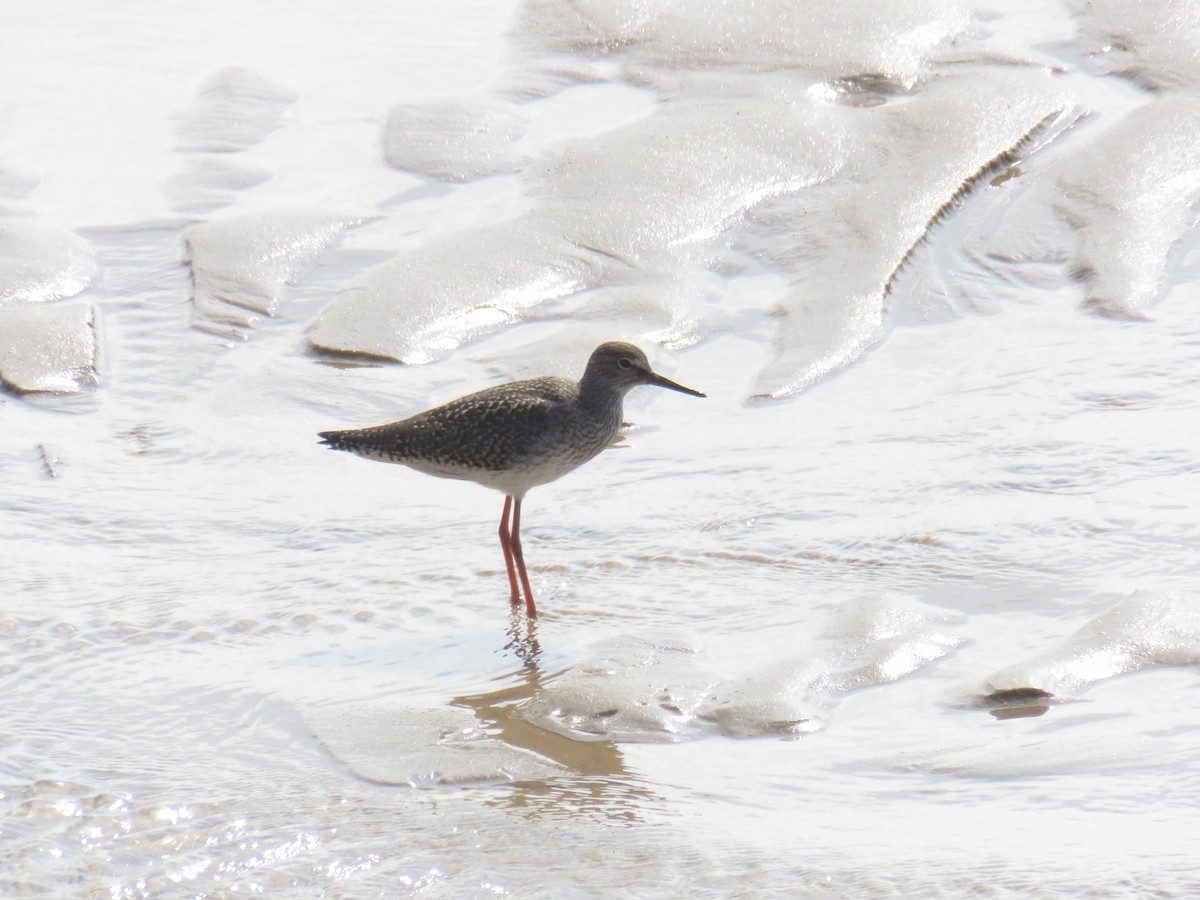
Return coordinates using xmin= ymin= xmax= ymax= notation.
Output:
xmin=647 ymin=370 xmax=706 ymax=398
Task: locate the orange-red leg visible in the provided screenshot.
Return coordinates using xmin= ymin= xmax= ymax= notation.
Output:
xmin=498 ymin=496 xmax=521 ymax=606
xmin=510 ymin=498 xmax=537 ymax=617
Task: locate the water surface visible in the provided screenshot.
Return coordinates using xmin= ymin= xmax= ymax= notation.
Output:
xmin=3 ymin=0 xmax=1200 ymax=895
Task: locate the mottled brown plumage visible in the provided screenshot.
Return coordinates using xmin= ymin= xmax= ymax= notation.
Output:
xmin=319 ymin=341 xmax=704 ymax=616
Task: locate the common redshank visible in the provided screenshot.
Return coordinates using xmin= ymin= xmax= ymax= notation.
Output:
xmin=318 ymin=341 xmax=705 ymax=617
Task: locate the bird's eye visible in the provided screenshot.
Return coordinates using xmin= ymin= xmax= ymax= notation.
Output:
xmin=618 ymin=357 xmax=634 ymax=370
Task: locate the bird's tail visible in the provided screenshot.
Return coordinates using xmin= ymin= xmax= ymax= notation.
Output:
xmin=318 ymin=430 xmax=354 ymax=450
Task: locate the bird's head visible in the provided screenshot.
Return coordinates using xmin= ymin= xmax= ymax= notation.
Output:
xmin=583 ymin=342 xmax=706 ymax=398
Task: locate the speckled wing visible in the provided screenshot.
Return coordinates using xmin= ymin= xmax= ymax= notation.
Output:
xmin=319 ymin=376 xmax=577 ymax=473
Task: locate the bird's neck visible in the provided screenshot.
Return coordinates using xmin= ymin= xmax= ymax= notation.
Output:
xmin=577 ymin=377 xmax=626 ymax=419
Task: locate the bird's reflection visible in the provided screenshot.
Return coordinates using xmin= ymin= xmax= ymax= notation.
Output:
xmin=450 ymin=610 xmax=658 ymax=823
xmin=502 ymin=610 xmax=542 ymax=669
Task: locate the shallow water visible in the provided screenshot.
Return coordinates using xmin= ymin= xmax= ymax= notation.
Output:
xmin=3 ymin=0 xmax=1200 ymax=895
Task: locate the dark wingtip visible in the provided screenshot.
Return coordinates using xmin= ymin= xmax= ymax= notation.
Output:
xmin=317 ymin=430 xmax=340 ymax=446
